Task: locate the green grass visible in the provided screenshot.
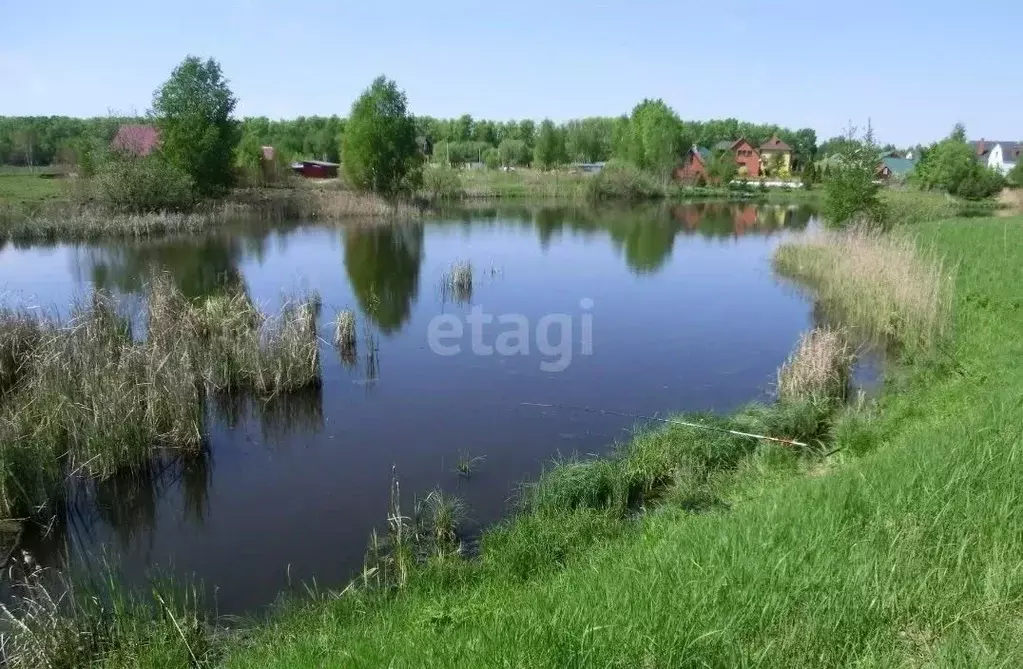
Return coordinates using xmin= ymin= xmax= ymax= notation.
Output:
xmin=0 ymin=173 xmax=64 ymax=205
xmin=210 ymin=215 xmax=1023 ymax=668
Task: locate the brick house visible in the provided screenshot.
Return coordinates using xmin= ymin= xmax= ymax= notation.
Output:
xmin=675 ymin=139 xmax=761 ymax=182
xmin=674 ymin=146 xmax=712 ymax=181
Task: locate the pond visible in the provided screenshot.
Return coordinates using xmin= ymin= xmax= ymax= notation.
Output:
xmin=0 ymin=201 xmax=841 ymax=613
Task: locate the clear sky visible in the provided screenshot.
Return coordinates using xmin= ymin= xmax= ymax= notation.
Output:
xmin=2 ymin=0 xmax=1020 ymax=146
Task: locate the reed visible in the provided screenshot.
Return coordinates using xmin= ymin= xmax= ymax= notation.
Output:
xmin=773 ymin=226 xmax=954 ymax=351
xmin=776 ymin=328 xmax=853 ymax=404
xmin=0 ymin=279 xmax=323 ymax=519
xmin=333 ymin=308 xmax=357 ymax=366
xmin=444 ymin=261 xmax=474 ymax=304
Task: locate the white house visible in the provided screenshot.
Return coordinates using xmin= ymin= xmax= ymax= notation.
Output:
xmin=972 ymin=139 xmax=1020 ymax=175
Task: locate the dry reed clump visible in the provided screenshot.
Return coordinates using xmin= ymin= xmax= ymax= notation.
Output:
xmin=777 ymin=328 xmax=853 ymax=404
xmin=773 ymin=227 xmax=954 ymax=351
xmin=333 ymin=309 xmax=357 ymax=367
xmin=444 ymin=261 xmax=473 ymax=303
xmin=0 ymin=279 xmax=323 ymax=518
xmin=1 ymin=187 xmax=421 ymax=243
xmin=0 ymin=309 xmax=43 ymax=397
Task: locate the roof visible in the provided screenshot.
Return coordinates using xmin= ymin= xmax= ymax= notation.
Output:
xmin=694 ymin=146 xmax=711 ymax=161
xmin=712 ymin=140 xmax=733 ymax=152
xmin=111 ymin=125 xmax=159 ymax=156
xmin=760 ymin=135 xmax=792 ymax=152
xmin=972 ymin=140 xmax=1021 ymax=159
xmin=881 ymin=157 xmax=917 ymax=176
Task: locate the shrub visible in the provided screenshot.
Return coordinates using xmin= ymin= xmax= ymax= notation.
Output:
xmin=951 ymin=164 xmax=1005 ymax=200
xmin=422 ymin=165 xmax=463 ymax=201
xmin=585 ymin=160 xmax=663 ymax=201
xmin=94 ymin=155 xmax=194 ymax=213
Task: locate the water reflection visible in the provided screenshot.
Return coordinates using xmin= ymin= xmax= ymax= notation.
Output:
xmin=3 ymin=201 xmax=832 ymax=614
xmin=342 ymin=224 xmax=424 ymax=334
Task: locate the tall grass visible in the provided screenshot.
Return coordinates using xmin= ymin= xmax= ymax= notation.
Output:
xmin=443 ymin=261 xmax=473 ymax=304
xmin=0 ymin=279 xmax=322 ymax=519
xmin=774 ymin=226 xmax=954 ymax=351
xmin=0 ymin=185 xmax=421 ymax=243
xmin=776 ymin=327 xmax=853 ymax=404
xmin=0 ymin=564 xmax=212 ymax=669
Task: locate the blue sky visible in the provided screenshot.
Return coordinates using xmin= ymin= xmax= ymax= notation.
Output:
xmin=2 ymin=0 xmax=1020 ymax=146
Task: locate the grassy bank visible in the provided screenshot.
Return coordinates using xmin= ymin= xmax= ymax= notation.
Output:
xmin=0 ymin=280 xmax=321 ymax=519
xmin=207 ymin=216 xmax=1021 ymax=668
xmin=5 ymin=215 xmax=1022 ymax=667
xmin=0 ymin=178 xmax=419 ymax=241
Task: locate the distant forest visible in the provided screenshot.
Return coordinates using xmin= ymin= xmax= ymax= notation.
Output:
xmin=0 ymin=113 xmax=821 ymax=170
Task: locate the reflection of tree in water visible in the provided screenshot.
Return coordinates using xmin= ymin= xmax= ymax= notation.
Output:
xmin=83 ymin=236 xmax=247 ymax=299
xmin=343 ymin=224 xmax=424 ymax=334
xmin=605 ymin=213 xmax=678 ymax=274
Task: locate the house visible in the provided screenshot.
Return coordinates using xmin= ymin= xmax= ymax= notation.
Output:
xmin=729 ymin=138 xmax=761 ymax=177
xmin=973 ymin=139 xmax=1020 ymax=175
xmin=759 ymin=135 xmax=793 ymax=175
xmin=877 ymin=156 xmax=917 ymax=181
xmin=674 ymin=146 xmax=712 ymax=181
xmin=111 ymin=124 xmax=159 ymax=156
xmin=675 ymin=139 xmax=763 ymax=182
xmin=291 ymin=160 xmax=339 ymax=179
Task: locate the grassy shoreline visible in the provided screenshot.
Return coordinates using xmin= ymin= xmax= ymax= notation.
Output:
xmin=210 ymin=216 xmax=1021 ymax=668
xmin=10 ymin=215 xmax=1019 ymax=666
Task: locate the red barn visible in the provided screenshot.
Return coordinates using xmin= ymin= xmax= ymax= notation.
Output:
xmin=291 ymin=160 xmax=340 ymax=179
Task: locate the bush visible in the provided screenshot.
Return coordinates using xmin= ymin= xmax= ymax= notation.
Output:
xmin=585 ymin=160 xmax=663 ymax=201
xmin=95 ymin=155 xmax=194 ymax=213
xmin=421 ymin=165 xmax=463 ymax=201
xmin=951 ymin=164 xmax=1005 ymax=200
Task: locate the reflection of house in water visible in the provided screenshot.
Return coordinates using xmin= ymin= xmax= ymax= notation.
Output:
xmin=732 ymin=205 xmax=759 ymax=235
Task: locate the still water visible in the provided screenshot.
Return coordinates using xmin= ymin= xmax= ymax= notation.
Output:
xmin=1 ymin=201 xmax=826 ymax=613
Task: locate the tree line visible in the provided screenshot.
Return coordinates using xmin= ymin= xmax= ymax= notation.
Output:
xmin=1 ymin=107 xmax=818 ymax=173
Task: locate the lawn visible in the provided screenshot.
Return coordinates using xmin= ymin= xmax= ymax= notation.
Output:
xmin=0 ymin=173 xmax=64 ymax=206
xmin=216 ymin=216 xmax=1023 ymax=668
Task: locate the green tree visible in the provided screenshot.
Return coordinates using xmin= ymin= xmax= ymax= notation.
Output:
xmin=913 ymin=124 xmax=978 ymax=195
xmin=152 ymin=56 xmax=239 ymax=196
xmin=498 ymin=138 xmax=528 ymax=167
xmin=617 ymin=99 xmax=683 ymax=176
xmin=533 ymin=120 xmax=565 ymax=170
xmin=1009 ymin=161 xmax=1023 ymax=188
xmin=341 ymin=76 xmax=422 ymax=196
xmin=706 ymin=150 xmax=737 ymax=185
xmin=821 ymin=124 xmax=886 ymax=228
xmin=483 ymin=147 xmax=501 ymax=170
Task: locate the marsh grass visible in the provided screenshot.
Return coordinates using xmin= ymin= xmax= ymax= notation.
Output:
xmin=777 ymin=328 xmax=853 ymax=404
xmin=455 ymin=450 xmax=485 ymax=477
xmin=0 ymin=185 xmax=421 ymax=243
xmin=774 ymin=227 xmax=954 ymax=352
xmin=0 ymin=279 xmax=322 ymax=519
xmin=332 ymin=309 xmax=357 ymax=367
xmin=443 ymin=261 xmax=473 ymax=304
xmin=0 ymin=564 xmax=212 ymax=669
